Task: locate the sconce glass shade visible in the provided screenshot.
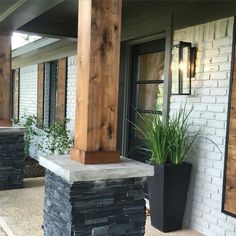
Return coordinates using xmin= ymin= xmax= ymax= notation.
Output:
xmin=171 ymin=41 xmax=196 ymax=95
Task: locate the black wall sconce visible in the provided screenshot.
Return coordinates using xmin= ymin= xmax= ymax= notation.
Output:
xmin=171 ymin=41 xmax=197 ymax=95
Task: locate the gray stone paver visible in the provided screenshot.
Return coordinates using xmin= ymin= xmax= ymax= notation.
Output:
xmin=145 ymin=217 xmax=203 ymax=236
xmin=0 ymin=228 xmax=7 ymax=236
xmin=0 ymin=177 xmax=201 ymax=236
xmin=0 ymin=178 xmax=44 ymax=236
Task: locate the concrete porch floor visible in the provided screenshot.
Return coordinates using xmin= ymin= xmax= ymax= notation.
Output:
xmin=0 ymin=178 xmax=202 ymax=236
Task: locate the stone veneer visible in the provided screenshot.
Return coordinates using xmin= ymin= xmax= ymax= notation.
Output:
xmin=44 ymin=171 xmax=146 ymax=236
xmin=40 ymin=156 xmax=154 ymax=236
xmin=0 ymin=127 xmax=25 ymax=190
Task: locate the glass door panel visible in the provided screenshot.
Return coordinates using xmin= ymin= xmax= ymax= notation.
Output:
xmin=128 ymin=38 xmax=166 ymax=163
xmin=137 ymin=83 xmax=164 ymax=112
xmin=138 ymin=52 xmax=165 ymax=81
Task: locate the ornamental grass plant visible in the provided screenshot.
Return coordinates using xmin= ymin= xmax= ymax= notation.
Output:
xmin=134 ymin=105 xmax=199 ymax=165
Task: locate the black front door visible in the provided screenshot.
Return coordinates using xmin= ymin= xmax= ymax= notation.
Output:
xmin=128 ymin=38 xmax=166 ymax=163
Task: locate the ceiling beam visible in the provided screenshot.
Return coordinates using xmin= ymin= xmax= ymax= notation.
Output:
xmin=0 ymin=0 xmax=65 ymax=34
xmin=12 ymin=38 xmax=60 ymax=57
xmin=17 ymin=18 xmax=77 ymax=38
xmin=12 ymin=39 xmax=77 ymax=69
xmin=0 ymin=0 xmax=26 ymax=23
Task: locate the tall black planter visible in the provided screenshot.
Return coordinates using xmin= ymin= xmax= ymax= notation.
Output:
xmin=147 ymin=162 xmax=192 ymax=232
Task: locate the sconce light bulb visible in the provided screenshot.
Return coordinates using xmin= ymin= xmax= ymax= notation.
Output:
xmin=179 ymin=61 xmax=184 ymax=71
xmin=171 ymin=62 xmax=176 ymax=71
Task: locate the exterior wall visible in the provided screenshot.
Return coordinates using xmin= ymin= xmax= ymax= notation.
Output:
xmin=19 ymin=65 xmax=38 ymax=119
xmin=18 ymin=59 xmax=77 ymax=158
xmin=170 ymin=17 xmax=236 ymax=236
xmin=66 ymin=55 xmax=77 ymax=134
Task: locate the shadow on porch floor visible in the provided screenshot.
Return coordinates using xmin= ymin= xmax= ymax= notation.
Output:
xmin=0 ymin=178 xmax=202 ymax=236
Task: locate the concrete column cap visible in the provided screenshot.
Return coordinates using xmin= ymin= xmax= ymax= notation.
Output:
xmin=39 ymin=155 xmax=154 ymax=183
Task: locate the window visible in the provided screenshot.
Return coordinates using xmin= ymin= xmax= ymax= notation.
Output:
xmin=42 ymin=59 xmax=67 ymax=127
xmin=44 ymin=61 xmax=58 ymax=127
xmin=128 ymin=38 xmax=166 ymax=163
xmin=136 ymin=51 xmax=165 ymax=115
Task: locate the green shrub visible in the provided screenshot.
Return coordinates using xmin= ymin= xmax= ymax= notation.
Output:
xmin=18 ymin=115 xmax=73 ymax=157
xmin=38 ymin=120 xmax=74 ymax=155
xmin=20 ymin=115 xmax=39 ymax=158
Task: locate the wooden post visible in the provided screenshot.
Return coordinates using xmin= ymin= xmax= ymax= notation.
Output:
xmin=70 ymin=0 xmax=122 ymax=164
xmin=12 ymin=68 xmax=20 ymax=121
xmin=37 ymin=63 xmax=44 ymax=124
xmin=0 ymin=34 xmax=12 ymax=126
xmin=56 ymin=58 xmax=67 ymax=126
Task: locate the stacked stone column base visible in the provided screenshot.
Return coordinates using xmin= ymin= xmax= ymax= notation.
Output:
xmin=0 ymin=129 xmax=25 ymax=190
xmin=44 ymin=170 xmax=146 ymax=236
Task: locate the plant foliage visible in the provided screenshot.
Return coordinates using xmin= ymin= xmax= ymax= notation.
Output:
xmin=38 ymin=120 xmax=74 ymax=155
xmin=133 ymin=105 xmax=199 ymax=165
xmin=20 ymin=115 xmax=40 ymax=158
xmin=168 ymin=106 xmax=199 ymax=164
xmin=17 ymin=115 xmax=73 ymax=157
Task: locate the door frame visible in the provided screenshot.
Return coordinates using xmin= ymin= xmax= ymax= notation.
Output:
xmin=118 ymin=27 xmax=173 ymax=157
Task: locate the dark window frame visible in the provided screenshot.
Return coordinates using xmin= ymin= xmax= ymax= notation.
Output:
xmin=117 ymin=27 xmax=172 ymax=157
xmin=44 ymin=60 xmax=58 ymax=128
xmin=48 ymin=61 xmax=58 ymax=127
xmin=131 ymin=39 xmax=166 ymax=121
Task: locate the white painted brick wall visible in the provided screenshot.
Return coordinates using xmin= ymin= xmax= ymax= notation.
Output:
xmin=18 ymin=59 xmax=77 ymax=158
xmin=19 ymin=65 xmax=38 ymax=158
xmin=171 ymin=17 xmax=236 ymax=236
xmin=66 ymin=55 xmax=77 ymax=134
xmin=19 ymin=65 xmax=38 ymax=119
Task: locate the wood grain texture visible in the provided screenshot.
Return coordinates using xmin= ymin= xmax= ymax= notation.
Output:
xmin=0 ymin=35 xmax=11 ymax=123
xmin=12 ymin=68 xmax=20 ymax=120
xmin=56 ymin=58 xmax=67 ymax=126
xmin=71 ymin=0 xmax=122 ymax=164
xmin=0 ymin=119 xmax=12 ymax=126
xmin=224 ymin=57 xmax=236 ymax=215
xmin=37 ymin=63 xmax=44 ymax=123
xmin=70 ymin=148 xmax=120 ymax=164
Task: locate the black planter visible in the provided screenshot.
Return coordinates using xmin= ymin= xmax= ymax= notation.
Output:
xmin=147 ymin=162 xmax=192 ymax=232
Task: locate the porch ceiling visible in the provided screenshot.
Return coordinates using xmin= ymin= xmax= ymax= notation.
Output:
xmin=17 ymin=0 xmax=78 ymax=38
xmin=17 ymin=0 xmax=187 ymax=38
xmin=2 ymin=0 xmax=236 ymax=39
xmin=17 ymin=0 xmax=188 ymax=38
xmin=0 ymin=0 xmax=65 ymax=35
xmin=16 ymin=0 xmax=236 ymax=40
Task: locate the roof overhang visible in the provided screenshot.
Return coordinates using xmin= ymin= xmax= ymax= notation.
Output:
xmin=0 ymin=0 xmax=65 ymax=35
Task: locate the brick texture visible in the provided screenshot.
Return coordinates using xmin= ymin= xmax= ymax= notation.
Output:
xmin=66 ymin=55 xmax=77 ymax=134
xmin=19 ymin=65 xmax=38 ymax=119
xmin=171 ymin=17 xmax=236 ymax=236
